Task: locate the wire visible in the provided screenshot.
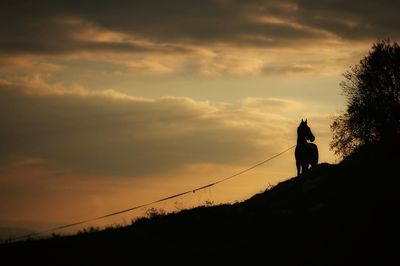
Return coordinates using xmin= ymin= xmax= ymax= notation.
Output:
xmin=9 ymin=145 xmax=295 ymax=242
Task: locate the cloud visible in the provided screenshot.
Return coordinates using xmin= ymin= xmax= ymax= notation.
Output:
xmin=0 ymin=13 xmax=189 ymax=56
xmin=1 ymin=80 xmax=306 ymax=178
xmin=241 ymin=97 xmax=304 ymax=112
xmin=295 ymin=0 xmax=400 ymax=40
xmin=262 ymin=64 xmax=317 ymax=75
xmin=2 ymin=0 xmax=394 ymax=79
xmin=3 ymin=0 xmax=398 ymax=57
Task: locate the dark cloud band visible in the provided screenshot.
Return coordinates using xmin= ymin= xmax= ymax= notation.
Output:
xmin=0 ymin=86 xmax=276 ymax=177
xmin=1 ymin=0 xmax=398 ymax=56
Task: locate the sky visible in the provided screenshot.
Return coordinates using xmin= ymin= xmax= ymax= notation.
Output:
xmin=1 ymin=0 xmax=399 ymax=238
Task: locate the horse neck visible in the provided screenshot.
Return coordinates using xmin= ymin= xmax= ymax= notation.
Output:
xmin=297 ymin=134 xmax=307 ymax=146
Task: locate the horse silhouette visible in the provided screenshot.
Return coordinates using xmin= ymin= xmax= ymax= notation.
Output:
xmin=295 ymin=119 xmax=318 ymax=176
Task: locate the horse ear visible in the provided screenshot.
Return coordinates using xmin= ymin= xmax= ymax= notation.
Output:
xmin=301 ymin=119 xmax=304 ymax=122
xmin=305 ymin=119 xmax=307 ymax=124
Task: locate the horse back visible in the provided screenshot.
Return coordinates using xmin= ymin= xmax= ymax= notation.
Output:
xmin=295 ymin=143 xmax=318 ymax=165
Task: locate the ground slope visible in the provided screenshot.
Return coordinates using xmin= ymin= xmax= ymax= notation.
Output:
xmin=1 ymin=143 xmax=399 ymax=265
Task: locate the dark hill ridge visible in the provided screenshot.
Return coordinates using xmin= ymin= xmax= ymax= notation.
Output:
xmin=1 ymin=143 xmax=399 ymax=265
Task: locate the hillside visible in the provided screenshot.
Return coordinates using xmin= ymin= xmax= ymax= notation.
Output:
xmin=1 ymin=142 xmax=399 ymax=265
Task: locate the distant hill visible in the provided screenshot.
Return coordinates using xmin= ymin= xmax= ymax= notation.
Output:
xmin=0 ymin=227 xmax=34 ymax=242
xmin=1 ymin=142 xmax=399 ymax=265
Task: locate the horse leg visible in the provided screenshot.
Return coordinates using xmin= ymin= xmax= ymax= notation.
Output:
xmin=296 ymin=161 xmax=301 ymax=176
xmin=302 ymin=163 xmax=308 ymax=174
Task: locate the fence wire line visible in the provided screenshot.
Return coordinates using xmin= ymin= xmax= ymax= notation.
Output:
xmin=10 ymin=145 xmax=295 ymax=242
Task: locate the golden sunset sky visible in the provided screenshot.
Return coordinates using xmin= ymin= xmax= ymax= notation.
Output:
xmin=1 ymin=0 xmax=398 ymax=236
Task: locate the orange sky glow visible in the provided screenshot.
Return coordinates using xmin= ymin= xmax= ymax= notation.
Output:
xmin=1 ymin=0 xmax=398 ymax=238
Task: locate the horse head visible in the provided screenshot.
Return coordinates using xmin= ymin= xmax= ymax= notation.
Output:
xmin=298 ymin=119 xmax=315 ymax=142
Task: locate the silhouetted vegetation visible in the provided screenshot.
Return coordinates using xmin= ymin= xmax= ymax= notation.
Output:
xmin=331 ymin=39 xmax=400 ymax=157
xmin=1 ymin=142 xmax=398 ymax=265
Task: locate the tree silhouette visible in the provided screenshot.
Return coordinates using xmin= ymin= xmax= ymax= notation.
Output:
xmin=331 ymin=39 xmax=400 ymax=157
